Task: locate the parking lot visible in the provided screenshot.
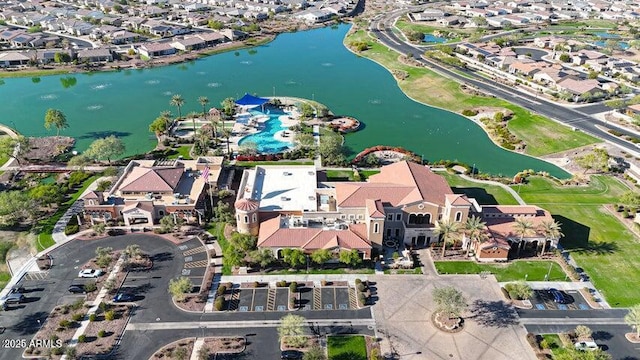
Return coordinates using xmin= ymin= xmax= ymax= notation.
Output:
xmin=230 ymin=286 xmax=357 ymax=312
xmin=531 ymin=289 xmax=591 ymax=310
xmin=177 ymin=237 xmax=209 ymax=292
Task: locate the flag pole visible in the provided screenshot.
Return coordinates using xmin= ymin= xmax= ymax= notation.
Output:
xmin=208 ymin=182 xmax=215 ymax=219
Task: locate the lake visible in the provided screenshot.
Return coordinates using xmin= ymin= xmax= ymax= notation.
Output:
xmin=0 ymin=24 xmax=568 ymax=177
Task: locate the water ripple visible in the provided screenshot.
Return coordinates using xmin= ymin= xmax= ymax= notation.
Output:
xmin=40 ymin=94 xmax=58 ymax=100
xmin=87 ymin=105 xmax=103 ymax=111
xmin=145 ymin=80 xmax=159 ymax=85
xmin=207 ymin=82 xmax=222 ymax=88
xmin=91 ymin=83 xmax=111 ymax=90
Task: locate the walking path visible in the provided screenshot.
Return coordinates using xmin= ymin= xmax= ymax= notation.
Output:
xmin=190 ymin=338 xmax=205 ymax=360
xmin=313 ymin=125 xmax=321 ymax=168
xmin=204 ymin=236 xmax=223 ymax=312
xmin=219 ymin=274 xmax=367 ymax=286
xmin=458 ymin=174 xmax=527 ymax=205
xmin=127 ymin=318 xmax=375 ymax=331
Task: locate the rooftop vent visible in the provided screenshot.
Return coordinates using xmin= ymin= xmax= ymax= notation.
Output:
xmin=281 ymin=196 xmax=290 ymax=201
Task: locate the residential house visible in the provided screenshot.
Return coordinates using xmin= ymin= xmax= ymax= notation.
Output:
xmin=556 ymin=78 xmax=602 ymax=97
xmin=410 ymin=8 xmax=445 ymax=21
xmin=138 ymin=42 xmax=176 ymax=57
xmin=77 ymin=47 xmax=113 ymax=63
xmin=508 ymin=59 xmax=547 ymax=77
xmin=0 ymin=51 xmax=30 ymax=67
xmin=170 ymin=36 xmax=206 ymax=51
xmin=81 ymin=157 xmax=223 ymax=226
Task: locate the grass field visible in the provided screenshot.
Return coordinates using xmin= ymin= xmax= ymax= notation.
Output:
xmin=206 ymin=222 xmax=231 ymax=275
xmin=434 ymin=260 xmax=568 ymax=282
xmin=36 ymin=175 xmax=99 ymax=251
xmin=514 ymin=175 xmax=640 ymax=307
xmin=327 ymin=336 xmax=367 ymax=360
xmin=345 ymin=30 xmax=599 ymax=156
xmin=440 ymin=172 xmax=519 ymax=205
xmin=166 ymin=145 xmax=193 ymax=160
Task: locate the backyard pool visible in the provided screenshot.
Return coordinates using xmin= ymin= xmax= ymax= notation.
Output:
xmin=423 ymin=33 xmax=447 ymax=43
xmin=238 ymin=110 xmax=293 ymax=153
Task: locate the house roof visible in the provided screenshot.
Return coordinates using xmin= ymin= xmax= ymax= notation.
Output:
xmin=482 ymin=206 xmax=555 ymax=244
xmin=557 ymin=78 xmax=601 ymax=95
xmin=118 ymin=167 xmax=183 ymax=192
xmin=122 ymin=200 xmax=154 ymax=213
xmin=235 ymin=198 xmax=259 ymax=211
xmin=82 ymin=190 xmax=101 ymax=200
xmin=366 ymin=198 xmax=385 ymax=218
xmin=335 ymin=182 xmax=415 ymax=208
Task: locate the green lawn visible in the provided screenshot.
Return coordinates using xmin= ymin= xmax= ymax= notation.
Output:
xmin=267 ymin=268 xmax=375 ymax=275
xmin=206 ymin=222 xmax=231 ymax=275
xmin=235 ymin=160 xmax=314 ymax=167
xmin=0 ymin=271 xmax=10 ymax=290
xmin=434 ymin=260 xmax=568 ymax=282
xmin=36 ymin=174 xmax=99 ymax=251
xmin=440 ymin=172 xmax=519 ymax=205
xmin=326 ymin=169 xmax=354 ymax=181
xmin=327 ymin=336 xmax=367 ymax=360
xmin=345 ymin=30 xmax=600 ymax=157
xmin=515 ymin=175 xmax=640 ymax=307
xmin=166 ymin=145 xmax=193 ymax=160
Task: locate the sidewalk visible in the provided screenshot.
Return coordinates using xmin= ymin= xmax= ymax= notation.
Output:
xmin=459 ymin=174 xmax=526 ymax=205
xmin=204 ymin=236 xmax=223 ymax=312
xmin=220 ymin=274 xmax=368 ymax=286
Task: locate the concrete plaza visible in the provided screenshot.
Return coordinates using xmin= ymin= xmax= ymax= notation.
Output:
xmin=372 ymin=275 xmax=537 ymax=360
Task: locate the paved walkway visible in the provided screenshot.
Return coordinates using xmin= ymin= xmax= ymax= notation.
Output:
xmin=203 ymin=231 xmax=224 ymax=312
xmin=313 ymin=125 xmax=321 ymax=168
xmin=220 ymin=274 xmax=367 ymax=286
xmin=127 ymin=318 xmax=375 ymax=331
xmin=190 ymin=338 xmax=205 ymax=360
xmin=458 ymin=174 xmax=527 ymax=205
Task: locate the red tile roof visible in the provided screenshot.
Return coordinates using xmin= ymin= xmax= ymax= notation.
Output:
xmin=119 ymin=167 xmax=183 ymax=193
xmin=235 ymin=198 xmax=259 ymax=211
xmin=366 ymin=199 xmax=385 ymax=218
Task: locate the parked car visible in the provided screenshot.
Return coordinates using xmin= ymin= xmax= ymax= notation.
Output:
xmin=281 ymin=350 xmax=303 ymax=359
xmin=78 ymin=269 xmax=104 ymax=278
xmin=112 ymin=293 xmax=135 ymax=303
xmin=575 ymin=341 xmax=598 ymax=351
xmin=548 ymin=288 xmax=571 ymax=304
xmin=68 ymin=285 xmax=86 ymax=294
xmin=3 ymin=293 xmax=25 ymax=304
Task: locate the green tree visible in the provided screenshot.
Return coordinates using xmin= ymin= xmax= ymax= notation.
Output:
xmin=0 ymin=191 xmax=37 ymax=226
xmin=513 ymin=217 xmax=534 ymax=258
xmin=208 ymin=19 xmax=223 ymax=30
xmin=125 ymin=244 xmax=142 ymax=260
xmin=68 ymin=154 xmax=90 ymax=167
xmin=625 ymin=304 xmax=640 ymax=338
xmin=149 ymin=116 xmax=169 ymax=139
xmin=278 ymin=314 xmax=307 ymax=347
xmin=319 ymin=134 xmax=346 ymax=166
xmin=310 ymin=249 xmax=332 ymax=265
xmin=299 ymin=103 xmax=315 ymax=119
xmin=464 ymin=215 xmax=485 ymax=257
xmin=224 ymin=243 xmax=245 ymax=267
xmin=605 ymin=99 xmax=626 ymax=111
xmin=249 ymin=248 xmax=275 ymax=269
xmin=282 ymin=248 xmax=306 ymax=268
xmin=505 ymin=281 xmax=533 ymax=300
xmin=295 ymin=132 xmax=315 ymax=148
xmin=588 ymin=71 xmax=599 ymax=79
xmin=434 ymin=220 xmax=460 ymax=258
xmin=303 ymin=346 xmax=326 ymax=360
xmin=575 ymin=325 xmax=593 ymax=340
xmin=432 ymin=286 xmax=467 ymax=319
xmin=29 ymin=184 xmax=63 ymax=207
xmin=198 ymin=96 xmax=210 ymax=118
xmin=620 ymin=191 xmax=640 ymax=209
xmin=575 ymin=148 xmax=609 ymax=174
xmin=54 ymin=52 xmax=71 ymax=63
xmin=44 ymin=108 xmax=69 ymax=136
xmin=221 ymin=127 xmax=232 ymax=156
xmin=230 ymin=232 xmax=257 ymax=252
xmin=93 ymin=223 xmax=106 ymax=235
xmin=405 ymin=29 xmax=424 ymax=43
xmin=559 ymin=53 xmax=571 ymax=62
xmin=538 ymin=220 xmax=563 ymax=256
xmin=170 ymin=94 xmax=185 ymax=119
xmin=214 ymin=201 xmax=234 ymax=223
xmin=221 ymin=97 xmax=236 ymax=118
xmin=168 ymin=276 xmax=193 ymax=302
xmin=0 ymin=136 xmax=30 ymax=165
xmin=338 ymin=249 xmax=362 ymax=267
xmin=85 ymin=135 xmax=125 ymax=164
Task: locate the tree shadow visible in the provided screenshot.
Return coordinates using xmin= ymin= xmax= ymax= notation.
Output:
xmin=451 ymin=187 xmax=499 ymax=205
xmin=150 ymin=252 xmax=173 ymax=262
xmin=11 ymin=311 xmax=49 ymax=335
xmin=467 ymin=299 xmax=519 ymax=328
xmin=592 ymin=331 xmax=613 ymax=341
xmin=554 ymin=215 xmax=618 ymax=255
xmin=78 ymin=131 xmax=131 ymax=140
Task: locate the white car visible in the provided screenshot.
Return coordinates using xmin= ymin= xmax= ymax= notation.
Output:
xmin=78 ymin=269 xmax=104 ymax=278
xmin=574 ymin=341 xmax=598 ymax=351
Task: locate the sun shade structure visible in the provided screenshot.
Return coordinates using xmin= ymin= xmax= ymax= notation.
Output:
xmin=235 ymin=93 xmax=269 ymax=108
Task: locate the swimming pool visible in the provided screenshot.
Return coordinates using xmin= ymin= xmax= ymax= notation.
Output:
xmin=238 ymin=109 xmax=294 ymax=154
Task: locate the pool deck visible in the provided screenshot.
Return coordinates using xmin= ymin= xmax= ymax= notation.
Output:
xmin=231 ymin=110 xmax=299 ymax=152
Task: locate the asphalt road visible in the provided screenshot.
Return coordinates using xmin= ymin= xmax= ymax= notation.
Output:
xmin=370 ymin=14 xmax=640 ymax=157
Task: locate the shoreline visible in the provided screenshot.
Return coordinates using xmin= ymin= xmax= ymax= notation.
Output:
xmin=341 ymin=25 xmax=575 ymax=177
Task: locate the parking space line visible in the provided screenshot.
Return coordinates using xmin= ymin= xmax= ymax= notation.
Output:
xmin=333 ymin=288 xmax=337 ymax=309
xmin=251 ymin=289 xmax=256 ymax=312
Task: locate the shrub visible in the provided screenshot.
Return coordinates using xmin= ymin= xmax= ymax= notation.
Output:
xmin=84 ymin=281 xmax=97 ymax=292
xmin=461 ymin=109 xmax=478 ymax=116
xmin=253 ymin=281 xmax=260 ymax=288
xmin=89 ymin=313 xmax=97 ymax=321
xmin=98 ymin=330 xmax=106 ymax=338
xmin=64 ymin=224 xmax=79 ymax=235
xmin=277 ymin=280 xmax=287 ymax=287
xmin=357 ymin=283 xmax=366 ymax=292
xmin=105 ymin=310 xmax=115 ymax=321
xmin=214 ymin=296 xmax=225 ymax=311
xmin=58 ymin=320 xmax=71 ymax=329
xmin=217 ymin=285 xmax=227 ymax=296
xmin=355 ymin=278 xmax=362 ymax=285
xmin=540 ymin=339 xmax=549 ymax=349
xmin=370 ymin=347 xmax=380 ymax=360
xmin=72 ymin=313 xmax=84 ymax=322
xmin=50 ymin=334 xmax=59 ymax=342
xmin=51 ymin=347 xmax=63 ymax=355
xmin=289 ymin=281 xmax=298 ymax=293
xmin=78 ymin=335 xmax=86 ymax=343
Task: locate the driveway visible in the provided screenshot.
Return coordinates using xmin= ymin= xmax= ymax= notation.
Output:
xmin=372 ymin=275 xmax=537 ymax=360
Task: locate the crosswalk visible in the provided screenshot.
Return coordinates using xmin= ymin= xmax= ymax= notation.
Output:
xmin=24 ymin=271 xmax=49 ymax=281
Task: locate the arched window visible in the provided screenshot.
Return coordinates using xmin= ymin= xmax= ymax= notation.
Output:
xmin=244 ymin=215 xmax=249 ymax=223
xmin=425 ymin=213 xmax=431 ymax=224
xmin=455 ymin=211 xmax=462 ymax=222
xmin=416 ymin=214 xmax=425 ymax=224
xmin=408 ymin=214 xmax=417 ymax=224
xmin=252 ymin=214 xmax=257 ymax=222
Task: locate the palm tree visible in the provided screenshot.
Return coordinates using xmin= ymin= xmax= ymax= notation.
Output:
xmin=198 ymin=96 xmax=209 ymax=118
xmin=170 ymin=94 xmax=185 ymax=119
xmin=187 ymin=111 xmax=199 ymax=135
xmin=513 ymin=217 xmax=535 ymax=258
xmin=44 ymin=108 xmax=69 ymax=136
xmin=538 ymin=220 xmax=563 ymax=257
xmin=221 ymin=127 xmax=232 ymax=157
xmin=464 ymin=215 xmax=486 ymax=257
xmin=434 ymin=220 xmax=460 ymax=259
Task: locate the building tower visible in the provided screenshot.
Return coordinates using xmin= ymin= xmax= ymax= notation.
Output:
xmin=234 ymin=198 xmax=260 ymax=235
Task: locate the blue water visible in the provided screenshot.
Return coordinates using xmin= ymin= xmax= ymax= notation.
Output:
xmin=594 ymin=40 xmax=629 ymax=50
xmin=594 ymin=32 xmax=620 ymax=39
xmin=423 ymin=34 xmax=447 ymax=43
xmin=238 ymin=109 xmax=293 ymax=153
